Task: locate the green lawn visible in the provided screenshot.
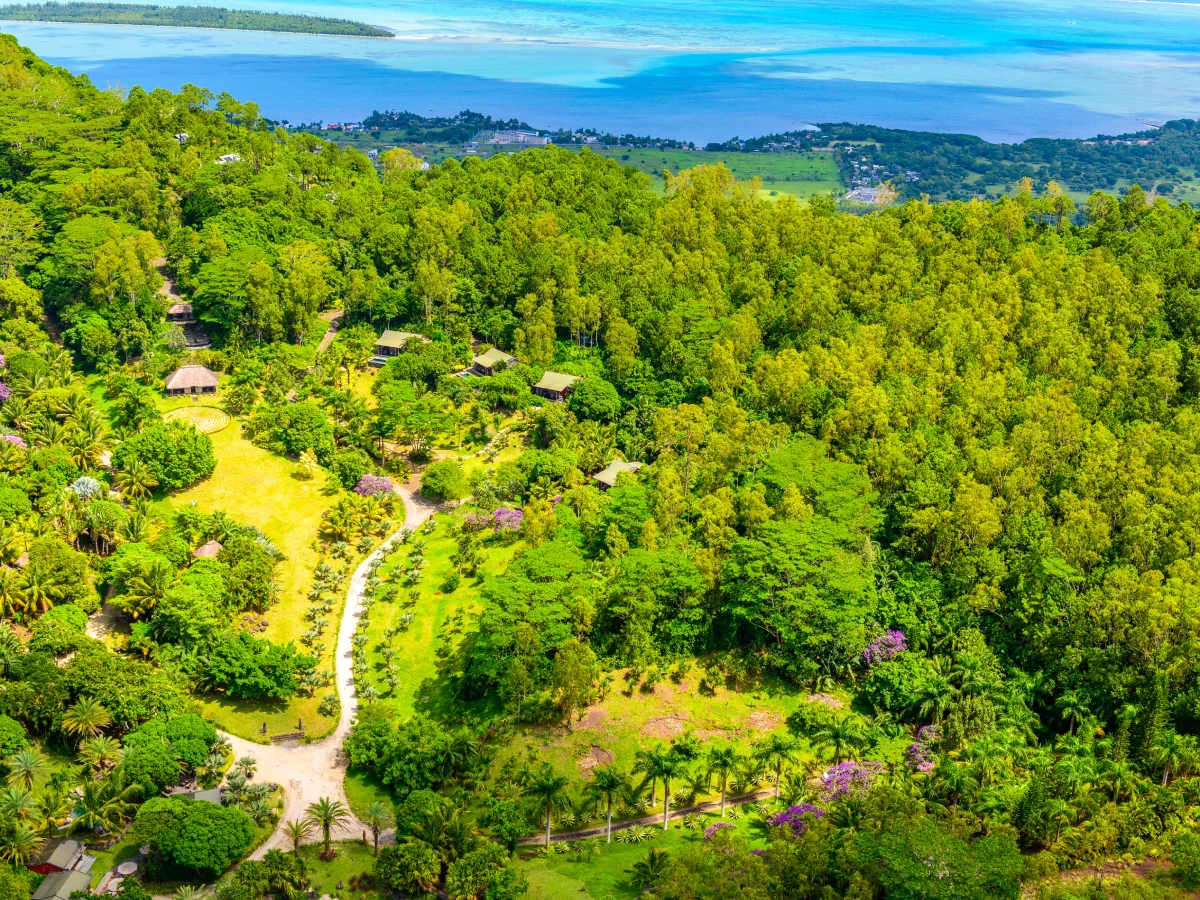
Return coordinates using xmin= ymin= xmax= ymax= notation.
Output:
xmin=298 ymin=840 xmax=382 ymax=900
xmin=344 ymin=769 xmax=392 ymax=822
xmin=357 ymin=510 xmax=520 ymax=721
xmin=153 ymin=394 xmax=343 ymax=742
xmin=590 ymin=147 xmax=842 ymax=200
xmin=519 ymin=823 xmax=766 ymax=900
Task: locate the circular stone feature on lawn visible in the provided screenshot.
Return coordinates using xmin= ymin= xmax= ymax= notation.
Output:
xmin=164 ymin=405 xmax=231 ymax=434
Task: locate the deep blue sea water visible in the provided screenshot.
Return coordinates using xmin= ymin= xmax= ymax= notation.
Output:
xmin=4 ymin=0 xmax=1200 ymax=142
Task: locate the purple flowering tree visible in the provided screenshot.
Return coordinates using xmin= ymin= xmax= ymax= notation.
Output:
xmin=821 ymin=760 xmax=884 ymax=802
xmin=0 ymin=382 xmax=10 ymax=403
xmin=493 ymin=507 xmax=523 ymax=537
xmin=766 ymin=803 xmax=826 ymax=835
xmin=862 ymin=630 xmax=907 ymax=666
xmin=703 ymin=822 xmax=735 ymax=841
xmin=354 ymin=473 xmax=396 ymax=497
xmin=905 ymin=724 xmax=940 ymax=773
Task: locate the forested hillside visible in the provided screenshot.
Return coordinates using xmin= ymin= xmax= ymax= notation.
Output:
xmin=3 ymin=30 xmax=1200 ymax=900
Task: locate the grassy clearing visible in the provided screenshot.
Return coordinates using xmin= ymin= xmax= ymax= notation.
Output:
xmin=519 ymin=824 xmax=765 ymax=900
xmin=298 ymin=840 xmax=382 ymax=900
xmin=357 ymin=510 xmax=520 ymax=721
xmin=154 ymin=394 xmax=341 ymax=741
xmin=344 ymin=769 xmax=392 ymax=821
xmin=590 ymin=147 xmax=843 ymax=200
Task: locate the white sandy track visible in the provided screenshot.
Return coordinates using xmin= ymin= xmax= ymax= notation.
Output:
xmin=220 ymin=477 xmax=436 ymax=858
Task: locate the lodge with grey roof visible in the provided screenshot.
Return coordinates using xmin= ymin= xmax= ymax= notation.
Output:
xmin=592 ymin=459 xmax=644 ymax=490
xmin=471 ymin=347 xmax=519 ymax=377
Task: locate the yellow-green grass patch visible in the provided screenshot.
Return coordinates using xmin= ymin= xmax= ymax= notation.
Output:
xmin=298 ymin=840 xmax=382 ymax=900
xmin=156 ymin=419 xmax=340 ymax=740
xmin=163 ymin=405 xmax=231 ymax=433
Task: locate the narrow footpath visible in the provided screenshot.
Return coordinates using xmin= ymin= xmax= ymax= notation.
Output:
xmin=220 ymin=477 xmax=435 ymax=858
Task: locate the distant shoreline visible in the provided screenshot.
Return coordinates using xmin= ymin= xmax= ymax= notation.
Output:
xmin=0 ymin=18 xmax=394 ymax=39
xmin=0 ymin=2 xmax=394 ymax=38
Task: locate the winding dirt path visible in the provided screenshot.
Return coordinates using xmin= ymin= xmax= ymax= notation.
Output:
xmin=221 ymin=478 xmax=435 ymax=858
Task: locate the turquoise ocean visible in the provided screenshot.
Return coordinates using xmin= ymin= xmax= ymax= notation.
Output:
xmin=3 ymin=0 xmax=1200 ymax=142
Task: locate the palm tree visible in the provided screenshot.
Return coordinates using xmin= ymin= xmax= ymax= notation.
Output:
xmin=916 ymin=675 xmax=956 ymax=725
xmin=5 ymin=748 xmax=50 ymax=791
xmin=705 ymin=746 xmax=741 ymax=817
xmin=121 ymin=560 xmax=174 ymax=619
xmin=0 ymin=821 xmax=43 ymax=865
xmin=634 ymin=747 xmax=668 ymax=806
xmin=524 ymin=767 xmax=572 ymax=848
xmin=173 ymin=886 xmax=204 ymax=900
xmin=305 ymin=797 xmax=350 ymax=859
xmin=1151 ymin=730 xmax=1196 ymax=785
xmin=0 ymin=786 xmax=34 ymax=820
xmin=641 ymin=752 xmax=686 ymax=829
xmin=583 ymin=765 xmax=630 ymax=843
xmin=78 ymin=736 xmax=122 ymax=776
xmin=61 ymin=697 xmax=112 ymax=743
xmin=20 ymin=567 xmax=62 ymax=616
xmin=0 ymin=567 xmax=26 ymax=618
xmin=811 ymin=717 xmax=864 ymax=766
xmin=410 ymin=802 xmax=478 ymax=888
xmin=114 ymin=458 xmax=159 ymax=499
xmin=755 ymin=733 xmax=799 ymax=801
xmin=35 ymin=788 xmax=73 ymax=838
xmin=283 ymin=818 xmax=313 ymax=857
xmin=1101 ymin=760 xmax=1138 ymax=804
xmin=235 ymin=756 xmax=258 ymax=779
xmin=1044 ymin=798 xmax=1076 ymax=843
xmin=72 ymin=774 xmax=140 ymax=835
xmin=630 ymin=848 xmax=670 ymax=893
xmin=1055 ymin=690 xmax=1090 ymax=736
xmin=362 ymin=801 xmax=393 ymax=856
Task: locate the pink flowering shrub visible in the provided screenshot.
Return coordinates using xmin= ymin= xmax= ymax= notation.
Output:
xmin=821 ymin=760 xmax=884 ymax=801
xmin=0 ymin=434 xmax=25 ymax=449
xmin=905 ymin=724 xmax=940 ymax=772
xmin=862 ymin=629 xmax=907 ymax=666
xmin=0 ymin=382 xmax=10 ymax=403
xmin=354 ymin=474 xmax=395 ymax=496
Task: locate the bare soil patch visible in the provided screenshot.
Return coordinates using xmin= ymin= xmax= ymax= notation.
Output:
xmin=642 ymin=715 xmax=687 ymax=739
xmin=576 ymin=745 xmax=615 ymax=777
xmin=747 ymin=711 xmax=782 ymax=732
xmin=577 ymin=707 xmax=608 ymax=732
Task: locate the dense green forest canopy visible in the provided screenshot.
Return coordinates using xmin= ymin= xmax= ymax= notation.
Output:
xmin=4 ymin=30 xmax=1200 ymax=899
xmin=0 ymin=2 xmax=392 ymax=37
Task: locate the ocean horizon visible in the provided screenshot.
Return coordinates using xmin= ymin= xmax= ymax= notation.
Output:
xmin=4 ymin=0 xmax=1200 ymax=143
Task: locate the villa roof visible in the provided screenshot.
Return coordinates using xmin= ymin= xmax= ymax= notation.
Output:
xmin=32 ymin=872 xmax=90 ymax=900
xmin=473 ymin=347 xmax=518 ymax=369
xmin=592 ymin=459 xmax=644 ymax=488
xmin=29 ymin=838 xmax=83 ymax=871
xmin=533 ymin=372 xmax=580 ymax=393
xmin=376 ymin=329 xmax=426 ymax=349
xmin=192 ymin=540 xmax=223 ymax=559
xmin=184 ymin=788 xmax=223 ymax=804
xmin=165 ymin=365 xmax=218 ymax=392
xmin=167 ymin=302 xmax=193 ymax=316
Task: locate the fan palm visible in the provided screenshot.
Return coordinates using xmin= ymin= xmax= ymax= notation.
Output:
xmin=525 ymin=767 xmax=572 ymax=848
xmin=811 ymin=717 xmax=864 ymax=766
xmin=305 ymin=797 xmax=350 ymax=859
xmin=583 ymin=765 xmax=630 ymax=843
xmin=235 ymin=756 xmax=258 ymax=779
xmin=0 ymin=786 xmax=34 ymax=820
